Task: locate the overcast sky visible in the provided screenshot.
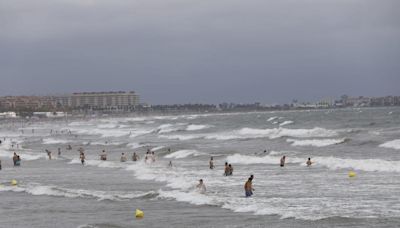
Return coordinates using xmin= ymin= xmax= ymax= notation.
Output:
xmin=0 ymin=0 xmax=399 ymax=104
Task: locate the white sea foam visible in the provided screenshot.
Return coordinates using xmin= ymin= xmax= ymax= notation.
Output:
xmin=287 ymin=138 xmax=347 ymax=147
xmin=155 ymin=124 xmax=184 ymax=134
xmin=69 ymin=159 xmax=126 ymax=168
xmin=42 ymin=138 xmax=71 ymax=145
xmin=186 ymin=124 xmax=211 ymax=131
xmin=161 ymin=127 xmax=338 ymax=141
xmin=314 ymin=156 xmax=400 ymax=172
xmin=151 ymin=146 xmax=165 ymax=151
xmin=97 ymin=123 xmax=118 ymax=129
xmin=0 ymin=149 xmax=46 ymax=161
xmin=158 ymin=189 xmax=217 ymax=206
xmin=127 ymin=142 xmax=145 ymax=149
xmin=0 ymin=183 xmax=156 ymax=201
xmin=164 ymin=150 xmax=204 ymax=159
xmin=279 ymin=120 xmax=294 ymax=126
xmin=226 ymin=153 xmax=302 ymax=165
xmin=379 ymin=139 xmax=400 ymax=150
xmin=90 ymin=141 xmax=124 ymax=146
xmin=267 ymin=116 xmax=278 ymax=122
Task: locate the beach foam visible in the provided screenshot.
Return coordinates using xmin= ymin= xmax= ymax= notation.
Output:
xmin=379 ymin=139 xmax=400 ymax=150
xmin=279 ymin=121 xmax=293 ymax=126
xmin=164 ymin=150 xmax=204 ymax=159
xmin=0 ymin=183 xmax=157 ymax=201
xmin=287 ymin=138 xmax=347 ymax=147
xmin=186 ymin=124 xmax=211 ymax=131
xmin=42 ymin=138 xmax=71 ymax=145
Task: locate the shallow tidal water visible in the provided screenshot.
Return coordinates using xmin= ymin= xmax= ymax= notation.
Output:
xmin=1 ymin=107 xmax=400 ymax=227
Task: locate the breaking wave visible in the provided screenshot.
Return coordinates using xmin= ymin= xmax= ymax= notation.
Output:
xmin=287 ymin=138 xmax=348 ymax=147
xmin=161 ymin=127 xmax=338 ymax=141
xmin=379 ymin=139 xmax=400 ymax=150
xmin=0 ymin=183 xmax=157 ymax=201
xmin=164 ymin=150 xmax=204 ymax=159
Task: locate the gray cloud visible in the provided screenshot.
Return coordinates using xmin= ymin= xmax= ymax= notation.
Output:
xmin=0 ymin=0 xmax=399 ymax=104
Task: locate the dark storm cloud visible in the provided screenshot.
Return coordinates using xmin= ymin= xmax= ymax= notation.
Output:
xmin=1 ymin=0 xmax=399 ymax=104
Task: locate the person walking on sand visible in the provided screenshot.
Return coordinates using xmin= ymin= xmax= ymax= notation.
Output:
xmin=280 ymin=156 xmax=286 ymax=167
xmin=209 ymin=156 xmax=214 ymax=169
xmin=306 ymin=157 xmax=313 ymax=167
xmin=244 ymin=177 xmax=254 ymax=197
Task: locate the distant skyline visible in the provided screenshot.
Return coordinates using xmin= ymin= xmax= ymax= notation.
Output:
xmin=1 ymin=0 xmax=399 ymax=104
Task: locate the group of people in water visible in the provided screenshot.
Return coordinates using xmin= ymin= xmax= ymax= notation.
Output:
xmin=4 ymin=135 xmax=315 ymax=198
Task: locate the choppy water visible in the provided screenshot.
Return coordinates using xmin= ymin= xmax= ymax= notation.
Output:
xmin=1 ymin=107 xmax=400 ymax=227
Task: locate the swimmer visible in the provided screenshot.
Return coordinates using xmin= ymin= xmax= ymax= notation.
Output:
xmin=132 ymin=152 xmax=139 ymax=161
xmin=244 ymin=177 xmax=254 ymax=197
xmin=306 ymin=157 xmax=313 ymax=167
xmin=58 ymin=148 xmax=61 ymax=156
xmin=209 ymin=156 xmax=214 ymax=169
xmin=13 ymin=152 xmax=18 ymax=166
xmin=280 ymin=156 xmax=286 ymax=167
xmin=100 ymin=150 xmax=107 ymax=161
xmin=228 ymin=164 xmax=233 ymax=176
xmin=80 ymin=152 xmax=85 ymax=165
xmin=15 ymin=155 xmax=21 ymax=166
xmin=151 ymin=151 xmax=156 ymax=162
xmin=45 ymin=149 xmax=52 ymax=160
xmin=120 ymin=153 xmax=127 ymax=162
xmin=67 ymin=145 xmax=72 ymax=150
xmin=196 ymin=179 xmax=206 ymax=193
xmin=224 ymin=162 xmax=229 ymax=176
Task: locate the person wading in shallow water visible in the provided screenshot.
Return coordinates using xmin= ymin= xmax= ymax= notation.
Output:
xmin=244 ymin=177 xmax=254 ymax=197
xmin=306 ymin=157 xmax=313 ymax=167
xmin=80 ymin=152 xmax=85 ymax=165
xmin=280 ymin=156 xmax=286 ymax=167
xmin=209 ymin=156 xmax=214 ymax=169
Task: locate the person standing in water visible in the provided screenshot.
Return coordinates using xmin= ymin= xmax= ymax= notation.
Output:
xmin=100 ymin=150 xmax=107 ymax=161
xmin=228 ymin=164 xmax=233 ymax=176
xmin=80 ymin=152 xmax=85 ymax=165
xmin=196 ymin=179 xmax=206 ymax=193
xmin=0 ymin=159 xmax=2 ymax=170
xmin=120 ymin=153 xmax=127 ymax=162
xmin=168 ymin=161 xmax=173 ymax=167
xmin=209 ymin=157 xmax=214 ymax=169
xmin=45 ymin=149 xmax=52 ymax=160
xmin=13 ymin=152 xmax=18 ymax=166
xmin=132 ymin=152 xmax=139 ymax=161
xmin=306 ymin=157 xmax=313 ymax=167
xmin=224 ymin=162 xmax=229 ymax=176
xmin=280 ymin=156 xmax=286 ymax=167
xmin=244 ymin=177 xmax=254 ymax=197
xmin=58 ymin=148 xmax=61 ymax=156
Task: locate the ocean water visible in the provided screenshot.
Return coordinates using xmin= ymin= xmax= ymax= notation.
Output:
xmin=1 ymin=107 xmax=400 ymax=227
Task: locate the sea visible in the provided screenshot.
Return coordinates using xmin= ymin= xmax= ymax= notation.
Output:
xmin=1 ymin=107 xmax=400 ymax=228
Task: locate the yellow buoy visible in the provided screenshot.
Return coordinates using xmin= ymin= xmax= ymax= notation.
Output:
xmin=135 ymin=209 xmax=144 ymax=218
xmin=348 ymin=171 xmax=356 ymax=178
xmin=11 ymin=179 xmax=18 ymax=186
